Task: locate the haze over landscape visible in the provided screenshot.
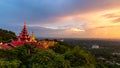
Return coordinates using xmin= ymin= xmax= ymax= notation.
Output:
xmin=0 ymin=0 xmax=120 ymax=39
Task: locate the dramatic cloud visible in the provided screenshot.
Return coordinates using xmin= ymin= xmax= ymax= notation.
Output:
xmin=102 ymin=11 xmax=120 ymax=23
xmin=0 ymin=0 xmax=120 ymax=39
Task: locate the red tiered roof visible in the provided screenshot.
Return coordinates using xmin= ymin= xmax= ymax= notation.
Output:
xmin=10 ymin=40 xmax=25 ymax=46
xmin=0 ymin=44 xmax=13 ymax=49
xmin=18 ymin=21 xmax=30 ymax=42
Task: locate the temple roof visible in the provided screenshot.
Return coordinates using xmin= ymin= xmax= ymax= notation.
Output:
xmin=18 ymin=21 xmax=30 ymax=41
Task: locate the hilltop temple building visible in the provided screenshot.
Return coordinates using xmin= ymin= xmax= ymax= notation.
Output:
xmin=18 ymin=21 xmax=36 ymax=42
xmin=0 ymin=21 xmax=56 ymax=49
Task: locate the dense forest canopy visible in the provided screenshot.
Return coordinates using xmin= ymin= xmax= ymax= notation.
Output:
xmin=0 ymin=43 xmax=96 ymax=68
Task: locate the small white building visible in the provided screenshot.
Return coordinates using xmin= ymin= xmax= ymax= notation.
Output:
xmin=60 ymin=39 xmax=64 ymax=42
xmin=92 ymin=45 xmax=99 ymax=49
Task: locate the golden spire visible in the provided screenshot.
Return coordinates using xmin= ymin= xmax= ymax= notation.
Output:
xmin=18 ymin=21 xmax=30 ymax=42
xmin=24 ymin=20 xmax=26 ymax=28
xmin=30 ymin=32 xmax=36 ymax=42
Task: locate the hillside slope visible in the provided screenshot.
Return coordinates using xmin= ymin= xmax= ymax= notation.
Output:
xmin=0 ymin=29 xmax=16 ymax=43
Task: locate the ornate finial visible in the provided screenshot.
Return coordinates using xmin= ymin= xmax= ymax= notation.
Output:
xmin=24 ymin=21 xmax=26 ymax=27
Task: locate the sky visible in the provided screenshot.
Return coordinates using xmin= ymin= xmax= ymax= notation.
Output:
xmin=0 ymin=0 xmax=120 ymax=39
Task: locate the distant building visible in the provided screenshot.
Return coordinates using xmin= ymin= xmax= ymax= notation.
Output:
xmin=60 ymin=39 xmax=64 ymax=42
xmin=92 ymin=45 xmax=99 ymax=49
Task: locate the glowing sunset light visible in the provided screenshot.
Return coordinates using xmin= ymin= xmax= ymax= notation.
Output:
xmin=0 ymin=0 xmax=120 ymax=39
xmin=71 ymin=28 xmax=85 ymax=32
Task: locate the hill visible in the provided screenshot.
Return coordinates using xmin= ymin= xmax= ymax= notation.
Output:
xmin=0 ymin=29 xmax=16 ymax=43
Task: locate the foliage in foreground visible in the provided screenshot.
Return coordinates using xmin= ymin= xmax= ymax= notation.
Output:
xmin=0 ymin=43 xmax=96 ymax=68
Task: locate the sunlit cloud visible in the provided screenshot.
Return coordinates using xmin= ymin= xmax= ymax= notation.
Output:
xmin=0 ymin=0 xmax=120 ymax=39
xmin=70 ymin=28 xmax=85 ymax=32
xmin=20 ymin=8 xmax=120 ymax=38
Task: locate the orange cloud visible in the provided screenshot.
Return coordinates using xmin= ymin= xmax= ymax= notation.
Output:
xmin=49 ymin=8 xmax=120 ymax=39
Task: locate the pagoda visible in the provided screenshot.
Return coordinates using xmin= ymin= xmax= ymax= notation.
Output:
xmin=0 ymin=21 xmax=57 ymax=49
xmin=30 ymin=32 xmax=37 ymax=42
xmin=18 ymin=21 xmax=30 ymax=42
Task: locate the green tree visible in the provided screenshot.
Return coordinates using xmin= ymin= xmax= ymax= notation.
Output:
xmin=0 ymin=29 xmax=17 ymax=43
xmin=49 ymin=44 xmax=70 ymax=54
xmin=0 ymin=43 xmax=96 ymax=68
xmin=64 ymin=46 xmax=96 ymax=68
